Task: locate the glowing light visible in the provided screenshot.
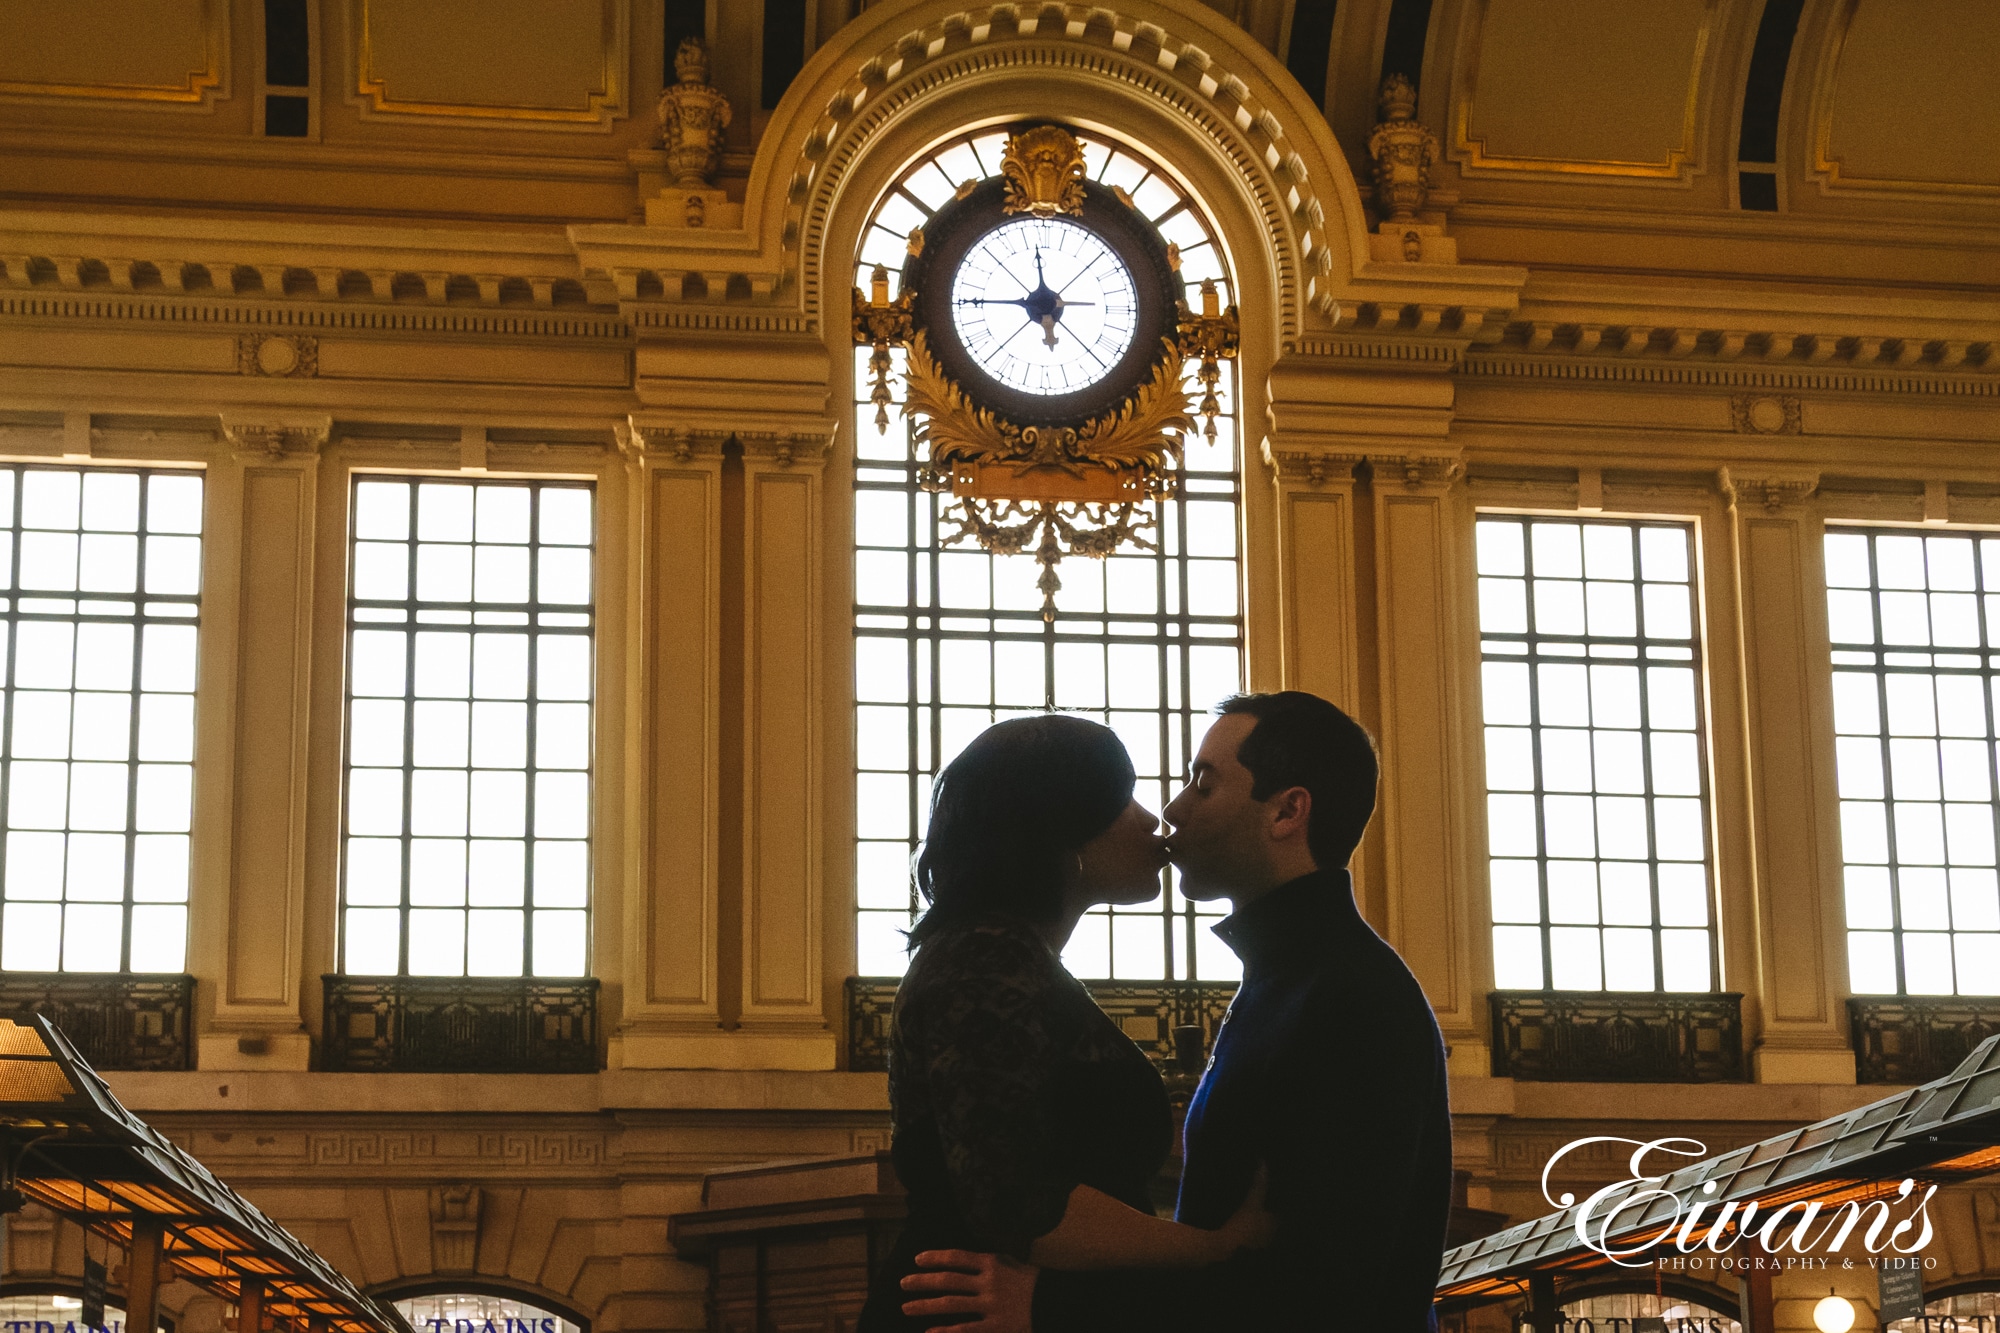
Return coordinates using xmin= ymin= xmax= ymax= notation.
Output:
xmin=1813 ymin=1294 xmax=1856 ymax=1333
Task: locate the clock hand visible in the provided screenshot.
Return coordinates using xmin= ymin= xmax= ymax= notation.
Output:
xmin=1040 ymin=313 xmax=1060 ymax=348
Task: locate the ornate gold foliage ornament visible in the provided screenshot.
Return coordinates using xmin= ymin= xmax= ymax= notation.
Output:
xmin=1000 ymin=126 xmax=1090 ymax=217
xmin=852 ymin=124 xmax=1239 ymax=620
xmin=1176 ymin=277 xmax=1240 ymax=443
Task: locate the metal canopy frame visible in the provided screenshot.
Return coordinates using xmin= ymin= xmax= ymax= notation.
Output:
xmin=1438 ymin=1034 xmax=2000 ymax=1300
xmin=0 ymin=1015 xmax=413 ymax=1333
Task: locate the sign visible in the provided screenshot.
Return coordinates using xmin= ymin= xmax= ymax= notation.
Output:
xmin=1879 ymin=1260 xmax=1925 ymax=1323
xmin=81 ymin=1257 xmax=106 ymax=1329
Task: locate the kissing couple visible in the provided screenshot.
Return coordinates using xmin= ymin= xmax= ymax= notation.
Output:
xmin=857 ymin=691 xmax=1454 ymax=1332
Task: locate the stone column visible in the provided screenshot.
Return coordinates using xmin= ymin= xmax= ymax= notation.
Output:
xmin=1719 ymin=467 xmax=1854 ymax=1084
xmin=610 ymin=421 xmax=728 ymax=1068
xmin=1368 ymin=449 xmax=1487 ymax=1075
xmin=194 ymin=414 xmax=330 ymax=1070
xmin=1263 ymin=443 xmax=1365 ymax=710
xmin=619 ymin=325 xmax=837 ymax=1071
xmin=735 ymin=430 xmax=836 ymax=1069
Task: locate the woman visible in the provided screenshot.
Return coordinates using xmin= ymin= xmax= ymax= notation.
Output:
xmin=858 ymin=714 xmax=1270 ymax=1331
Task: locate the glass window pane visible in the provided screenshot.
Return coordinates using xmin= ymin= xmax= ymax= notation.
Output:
xmin=1826 ymin=528 xmax=2000 ymax=995
xmin=1477 ymin=517 xmax=1713 ymax=993
xmin=0 ymin=464 xmax=201 ymax=964
xmin=341 ymin=477 xmax=595 ymax=978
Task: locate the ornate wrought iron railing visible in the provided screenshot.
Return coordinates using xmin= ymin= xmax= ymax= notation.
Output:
xmin=1490 ymin=990 xmax=1743 ymax=1082
xmin=1849 ymin=997 xmax=2000 ymax=1084
xmin=846 ymin=976 xmax=1237 ymax=1077
xmin=0 ymin=973 xmax=192 ymax=1070
xmin=321 ymin=976 xmax=600 ymax=1073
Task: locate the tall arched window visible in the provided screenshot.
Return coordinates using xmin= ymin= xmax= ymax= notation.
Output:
xmin=851 ymin=130 xmax=1244 ymax=982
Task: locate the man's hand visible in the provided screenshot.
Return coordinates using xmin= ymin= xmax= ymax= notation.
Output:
xmin=901 ymin=1249 xmax=1037 ymax=1331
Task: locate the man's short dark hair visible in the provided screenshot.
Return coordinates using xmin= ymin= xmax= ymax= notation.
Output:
xmin=1215 ymin=692 xmax=1378 ymax=869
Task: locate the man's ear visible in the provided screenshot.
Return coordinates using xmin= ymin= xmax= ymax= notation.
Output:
xmin=1267 ymin=786 xmax=1312 ymax=842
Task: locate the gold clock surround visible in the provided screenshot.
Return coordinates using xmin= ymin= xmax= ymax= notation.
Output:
xmin=852 ymin=124 xmax=1239 ymax=618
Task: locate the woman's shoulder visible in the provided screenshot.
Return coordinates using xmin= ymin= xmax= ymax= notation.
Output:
xmin=896 ymin=916 xmax=1078 ymax=1023
xmin=907 ymin=915 xmax=1063 ymax=983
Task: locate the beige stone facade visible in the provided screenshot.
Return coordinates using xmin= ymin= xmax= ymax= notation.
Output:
xmin=0 ymin=1 xmax=1996 ymax=1330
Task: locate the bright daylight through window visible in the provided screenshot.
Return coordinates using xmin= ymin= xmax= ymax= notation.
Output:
xmin=341 ymin=478 xmax=594 ymax=978
xmin=852 ymin=131 xmax=1243 ymax=982
xmin=1827 ymin=528 xmax=2000 ymax=995
xmin=1477 ymin=516 xmax=1716 ymax=991
xmin=0 ymin=466 xmax=202 ymax=974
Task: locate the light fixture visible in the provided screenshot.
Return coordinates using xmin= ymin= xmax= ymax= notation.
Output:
xmin=1813 ymin=1292 xmax=1856 ymax=1333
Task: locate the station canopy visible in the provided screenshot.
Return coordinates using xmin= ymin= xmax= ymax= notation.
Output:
xmin=1437 ymin=1035 xmax=2000 ymax=1299
xmin=0 ymin=1015 xmax=413 ymax=1333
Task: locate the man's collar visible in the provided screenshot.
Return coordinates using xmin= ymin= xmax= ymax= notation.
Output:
xmin=1210 ymin=868 xmax=1358 ymax=967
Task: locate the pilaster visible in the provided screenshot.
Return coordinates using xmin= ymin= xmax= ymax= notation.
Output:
xmin=198 ymin=412 xmax=330 ymax=1071
xmin=1368 ymin=449 xmax=1487 ymax=1076
xmin=736 ymin=428 xmax=836 ymax=1070
xmin=618 ymin=319 xmax=838 ymax=1070
xmin=1718 ymin=466 xmax=1855 ymax=1084
xmin=611 ymin=421 xmax=727 ymax=1069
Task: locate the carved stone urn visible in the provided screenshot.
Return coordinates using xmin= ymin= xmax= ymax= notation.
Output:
xmin=658 ymin=36 xmax=732 ymax=187
xmin=1367 ymin=73 xmax=1438 ymax=224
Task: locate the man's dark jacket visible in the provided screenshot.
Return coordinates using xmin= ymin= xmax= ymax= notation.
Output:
xmin=1032 ymin=868 xmax=1454 ymax=1331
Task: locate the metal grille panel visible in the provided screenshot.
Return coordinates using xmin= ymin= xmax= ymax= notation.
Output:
xmin=321 ymin=975 xmax=599 ymax=1072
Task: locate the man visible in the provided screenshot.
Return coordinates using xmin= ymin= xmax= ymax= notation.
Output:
xmin=898 ymin=691 xmax=1454 ymax=1331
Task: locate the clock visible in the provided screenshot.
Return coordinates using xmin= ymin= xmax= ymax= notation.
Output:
xmin=900 ymin=169 xmax=1183 ymax=430
xmin=851 ymin=124 xmax=1237 ymax=614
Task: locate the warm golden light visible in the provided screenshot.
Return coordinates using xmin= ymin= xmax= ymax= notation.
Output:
xmin=1813 ymin=1293 xmax=1856 ymax=1333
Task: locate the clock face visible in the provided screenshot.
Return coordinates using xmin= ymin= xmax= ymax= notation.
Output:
xmin=948 ymin=217 xmax=1139 ymax=396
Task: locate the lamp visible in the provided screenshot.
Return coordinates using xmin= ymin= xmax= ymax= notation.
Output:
xmin=1812 ymin=1292 xmax=1856 ymax=1333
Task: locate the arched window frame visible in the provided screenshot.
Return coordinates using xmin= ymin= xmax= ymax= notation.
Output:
xmin=847 ymin=127 xmax=1248 ymax=983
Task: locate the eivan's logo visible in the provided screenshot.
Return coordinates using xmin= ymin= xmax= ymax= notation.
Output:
xmin=1543 ymin=1137 xmax=1936 ymax=1269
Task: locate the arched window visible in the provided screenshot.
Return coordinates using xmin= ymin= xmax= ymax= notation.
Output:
xmin=851 ymin=129 xmax=1244 ymax=982
xmin=392 ymin=1291 xmax=584 ymax=1333
xmin=1555 ymin=1286 xmax=1741 ymax=1333
xmin=1886 ymin=1286 xmax=2000 ymax=1332
xmin=0 ymin=1288 xmax=171 ymax=1333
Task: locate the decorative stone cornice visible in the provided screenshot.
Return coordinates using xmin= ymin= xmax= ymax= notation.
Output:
xmin=1717 ymin=466 xmax=1820 ymax=513
xmin=618 ymin=419 xmax=835 ymax=468
xmin=1368 ymin=451 xmax=1464 ymax=490
xmin=1265 ymin=448 xmax=1363 ymax=487
xmin=1483 ymin=320 xmax=1994 ymax=372
xmin=0 ymin=252 xmax=603 ymax=311
xmin=218 ymin=412 xmax=332 ymax=459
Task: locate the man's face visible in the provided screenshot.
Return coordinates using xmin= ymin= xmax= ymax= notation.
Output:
xmin=1162 ymin=713 xmax=1268 ymax=902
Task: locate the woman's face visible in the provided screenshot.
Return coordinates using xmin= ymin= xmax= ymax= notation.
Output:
xmin=1075 ymin=799 xmax=1169 ymax=907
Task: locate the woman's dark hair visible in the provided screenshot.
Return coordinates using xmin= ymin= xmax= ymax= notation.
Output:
xmin=1215 ymin=691 xmax=1378 ymax=868
xmin=907 ymin=714 xmax=1136 ymax=950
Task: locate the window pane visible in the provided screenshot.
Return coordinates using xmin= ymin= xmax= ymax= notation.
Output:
xmin=0 ymin=466 xmax=203 ymax=973
xmin=849 ymin=131 xmax=1243 ymax=980
xmin=1826 ymin=528 xmax=2000 ymax=994
xmin=1476 ymin=517 xmax=1716 ymax=992
xmin=341 ymin=479 xmax=595 ymax=977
